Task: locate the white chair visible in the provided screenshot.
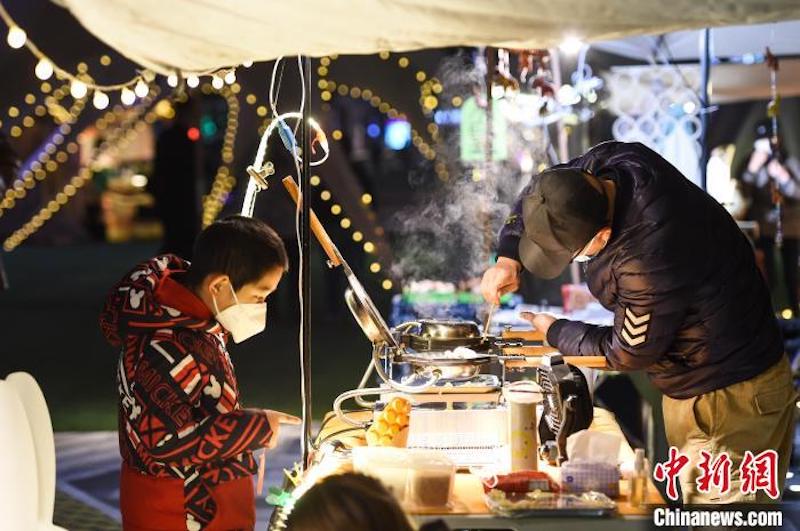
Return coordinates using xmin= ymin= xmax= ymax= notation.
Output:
xmin=0 ymin=372 xmax=66 ymax=531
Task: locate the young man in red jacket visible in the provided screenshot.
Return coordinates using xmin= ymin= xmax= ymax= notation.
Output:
xmin=100 ymin=216 xmax=300 ymax=530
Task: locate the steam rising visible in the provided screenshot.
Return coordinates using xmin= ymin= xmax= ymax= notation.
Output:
xmin=389 ymin=52 xmax=550 ymax=284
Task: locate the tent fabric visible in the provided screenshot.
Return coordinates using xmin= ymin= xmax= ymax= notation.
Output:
xmin=58 ymin=0 xmax=800 ymax=74
xmin=594 ymin=21 xmax=800 ymax=61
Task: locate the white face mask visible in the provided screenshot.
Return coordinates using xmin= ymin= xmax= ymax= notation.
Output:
xmin=212 ymin=283 xmax=267 ymax=343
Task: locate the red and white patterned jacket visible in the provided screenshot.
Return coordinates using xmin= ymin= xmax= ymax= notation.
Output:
xmin=100 ymin=255 xmax=273 ymax=529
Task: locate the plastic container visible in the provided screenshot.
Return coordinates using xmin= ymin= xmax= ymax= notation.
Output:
xmin=352 ymin=447 xmax=455 ymax=508
xmin=406 ymin=450 xmax=455 ymax=509
xmin=352 ymin=446 xmax=410 ymax=500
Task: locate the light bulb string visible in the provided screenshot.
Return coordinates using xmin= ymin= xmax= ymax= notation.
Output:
xmin=0 ymin=0 xmax=240 ymax=95
xmin=3 ymin=89 xmax=162 ymax=250
xmin=0 ymin=93 xmax=87 ymax=216
xmin=0 ymin=1 xmax=144 ymax=92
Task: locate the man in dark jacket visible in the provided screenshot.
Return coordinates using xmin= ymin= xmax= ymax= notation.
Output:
xmin=481 ymin=141 xmax=797 ymax=504
xmin=101 ymin=215 xmax=299 ymax=529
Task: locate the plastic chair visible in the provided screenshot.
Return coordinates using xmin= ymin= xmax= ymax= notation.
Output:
xmin=0 ymin=372 xmax=66 ymax=530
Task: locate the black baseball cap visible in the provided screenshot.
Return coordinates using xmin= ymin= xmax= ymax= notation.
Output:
xmin=518 ymin=168 xmax=610 ymax=279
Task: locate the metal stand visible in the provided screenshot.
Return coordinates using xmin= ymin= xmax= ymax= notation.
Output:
xmin=699 ymin=28 xmax=712 ymax=191
xmin=300 ymin=56 xmax=313 ymax=469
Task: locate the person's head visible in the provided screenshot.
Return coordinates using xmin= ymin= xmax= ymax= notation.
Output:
xmin=518 ymin=167 xmax=615 ymax=279
xmin=185 ymin=216 xmax=288 ymax=341
xmin=284 ymin=473 xmax=414 ymax=531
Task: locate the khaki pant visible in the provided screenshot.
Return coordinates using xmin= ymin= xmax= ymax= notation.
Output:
xmin=663 ymin=356 xmax=797 ymax=504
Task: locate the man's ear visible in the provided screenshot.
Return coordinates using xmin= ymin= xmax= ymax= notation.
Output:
xmin=598 ymin=226 xmax=613 ymax=246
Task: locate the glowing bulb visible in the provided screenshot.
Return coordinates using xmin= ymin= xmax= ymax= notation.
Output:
xmin=120 ymin=87 xmax=136 ymax=105
xmin=382 ymin=279 xmax=393 ymax=290
xmin=364 ymin=242 xmax=375 ymax=253
xmin=7 ymin=26 xmax=26 ymax=49
xmin=559 ymin=35 xmax=585 ymax=55
xmin=134 ymin=79 xmax=149 ymax=98
xmin=167 ymin=74 xmax=179 ymax=87
xmin=92 ymin=90 xmax=109 ymax=110
xmin=352 ymin=231 xmax=363 ymax=242
xmin=187 ymin=75 xmax=200 ymax=88
xmin=243 ymin=59 xmax=254 ymax=68
xmin=340 ymin=218 xmax=351 ymax=229
xmin=224 ymin=71 xmax=236 ymax=85
xmin=361 ymin=193 xmax=373 ymax=205
xmin=70 ymin=79 xmax=88 ymax=99
xmin=370 ymin=262 xmax=381 ymax=273
xmin=131 ymin=174 xmax=148 ymax=187
xmin=211 ymin=75 xmax=224 ymax=90
xmin=35 ymin=58 xmax=53 ymax=80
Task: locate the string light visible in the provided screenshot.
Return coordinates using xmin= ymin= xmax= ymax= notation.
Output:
xmin=1 ymin=87 xmax=155 ymax=220
xmin=120 ymin=87 xmax=136 ymax=105
xmin=34 ymin=57 xmax=52 ymax=80
xmin=211 ymin=75 xmax=224 ymax=90
xmin=202 ymin=89 xmax=240 ymax=226
xmin=5 ymin=24 xmax=24 ymax=48
xmin=167 ymin=73 xmax=179 ymax=88
xmin=4 ymin=91 xmax=159 ymax=250
xmin=92 ymin=90 xmax=109 ymax=110
xmin=134 ymin=79 xmax=149 ymax=98
xmin=0 ymin=1 xmax=247 ymax=104
xmin=70 ymin=79 xmax=87 ymax=99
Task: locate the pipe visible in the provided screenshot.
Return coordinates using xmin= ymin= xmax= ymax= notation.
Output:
xmin=300 ymin=55 xmax=313 ymax=469
xmin=699 ymin=28 xmax=712 ymax=191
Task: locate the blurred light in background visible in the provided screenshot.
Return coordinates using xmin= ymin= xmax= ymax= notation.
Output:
xmin=366 ymin=123 xmax=381 ymax=138
xmin=384 ymin=119 xmax=410 ymax=150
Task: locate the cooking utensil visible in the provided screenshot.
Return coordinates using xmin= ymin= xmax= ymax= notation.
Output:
xmin=484 ymin=303 xmax=497 ymax=336
xmin=282 ymin=177 xmax=397 ymax=347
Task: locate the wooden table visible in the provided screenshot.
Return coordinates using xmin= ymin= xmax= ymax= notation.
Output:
xmin=313 ymin=407 xmax=664 ymax=528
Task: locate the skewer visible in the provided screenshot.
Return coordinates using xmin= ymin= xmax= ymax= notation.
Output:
xmin=483 ymin=303 xmax=497 ymax=336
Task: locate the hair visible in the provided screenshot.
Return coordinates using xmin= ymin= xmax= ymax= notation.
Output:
xmin=284 ymin=473 xmax=415 ymax=531
xmin=184 ymin=215 xmax=288 ymax=290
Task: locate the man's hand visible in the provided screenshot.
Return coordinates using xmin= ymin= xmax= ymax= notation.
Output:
xmin=481 ymin=257 xmax=522 ymax=305
xmin=520 ymin=311 xmax=557 ymax=338
xmin=263 ymin=410 xmax=301 ymax=449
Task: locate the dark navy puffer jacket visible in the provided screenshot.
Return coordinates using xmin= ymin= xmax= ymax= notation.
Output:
xmin=498 ymin=141 xmax=783 ymax=399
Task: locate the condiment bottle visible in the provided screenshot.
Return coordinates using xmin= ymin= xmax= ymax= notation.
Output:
xmin=629 ymin=448 xmax=648 ymax=507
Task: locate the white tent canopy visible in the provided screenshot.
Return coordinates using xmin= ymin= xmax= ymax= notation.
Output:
xmin=58 ymin=0 xmax=800 ymax=74
xmin=594 ymin=21 xmax=800 ymax=61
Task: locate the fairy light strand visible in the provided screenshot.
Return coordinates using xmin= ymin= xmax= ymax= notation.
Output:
xmin=202 ymin=87 xmax=240 ymax=226
xmin=3 ymin=89 xmax=162 ymax=250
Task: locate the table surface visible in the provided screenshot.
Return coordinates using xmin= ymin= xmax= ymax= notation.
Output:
xmin=314 ymin=407 xmax=664 ymax=518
